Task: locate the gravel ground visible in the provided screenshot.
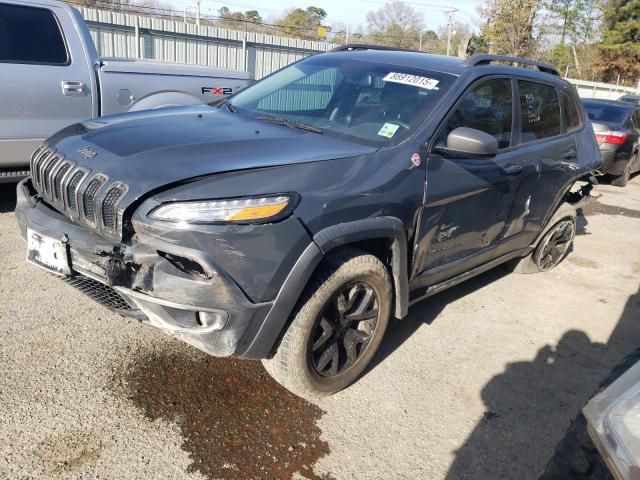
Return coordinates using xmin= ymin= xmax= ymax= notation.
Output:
xmin=1 ymin=175 xmax=639 ymax=479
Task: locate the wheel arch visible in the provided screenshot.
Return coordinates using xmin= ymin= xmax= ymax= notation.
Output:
xmin=312 ymin=217 xmax=409 ymax=320
xmin=240 ymin=217 xmax=410 ymax=359
xmin=128 ymin=91 xmax=203 ymax=112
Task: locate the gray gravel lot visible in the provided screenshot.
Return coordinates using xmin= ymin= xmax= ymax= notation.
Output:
xmin=1 ymin=176 xmax=639 ymax=479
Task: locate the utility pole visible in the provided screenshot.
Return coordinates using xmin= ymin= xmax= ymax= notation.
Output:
xmin=445 ymin=9 xmax=456 ymax=56
xmin=195 ymin=0 xmax=201 ymax=30
xmin=345 ymin=24 xmax=349 ymax=44
xmin=419 ymin=31 xmax=423 ymax=51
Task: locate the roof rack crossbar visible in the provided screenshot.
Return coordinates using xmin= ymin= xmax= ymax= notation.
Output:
xmin=463 ymin=54 xmax=560 ymax=76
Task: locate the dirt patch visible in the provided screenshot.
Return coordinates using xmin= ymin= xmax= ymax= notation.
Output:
xmin=34 ymin=430 xmax=103 ymax=475
xmin=580 ymin=201 xmax=640 ymax=219
xmin=117 ymin=350 xmax=331 ymax=480
xmin=568 ymin=256 xmax=600 ymax=269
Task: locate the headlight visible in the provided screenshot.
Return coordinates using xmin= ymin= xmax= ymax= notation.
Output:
xmin=584 ymin=359 xmax=640 ymax=480
xmin=148 ymin=195 xmax=292 ymax=224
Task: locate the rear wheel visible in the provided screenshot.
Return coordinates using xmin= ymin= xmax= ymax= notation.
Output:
xmin=262 ymin=248 xmax=392 ymax=399
xmin=508 ymin=215 xmax=576 ymax=274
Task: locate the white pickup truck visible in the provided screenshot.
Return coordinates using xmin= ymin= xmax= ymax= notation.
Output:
xmin=0 ymin=0 xmax=251 ymax=181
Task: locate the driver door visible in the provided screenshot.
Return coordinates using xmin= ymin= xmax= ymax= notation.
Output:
xmin=412 ymin=77 xmax=529 ymax=287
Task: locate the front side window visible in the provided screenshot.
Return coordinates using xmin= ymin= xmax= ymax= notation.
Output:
xmin=518 ymin=81 xmax=561 ymax=142
xmin=0 ymin=3 xmax=68 ymax=65
xmin=440 ymin=77 xmax=513 ymax=149
xmin=228 ymin=57 xmax=456 ymax=146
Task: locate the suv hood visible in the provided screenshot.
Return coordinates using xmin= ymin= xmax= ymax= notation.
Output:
xmin=47 ymin=104 xmax=375 ymax=201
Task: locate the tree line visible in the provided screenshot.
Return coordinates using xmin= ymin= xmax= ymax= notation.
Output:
xmin=67 ymin=0 xmax=639 ymax=86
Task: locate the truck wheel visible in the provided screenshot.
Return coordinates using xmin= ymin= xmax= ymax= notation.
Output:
xmin=262 ymin=248 xmax=392 ymax=399
xmin=508 ymin=216 xmax=576 ymax=274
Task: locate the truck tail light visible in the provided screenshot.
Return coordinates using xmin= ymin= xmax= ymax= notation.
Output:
xmin=595 ymin=131 xmax=629 ymax=145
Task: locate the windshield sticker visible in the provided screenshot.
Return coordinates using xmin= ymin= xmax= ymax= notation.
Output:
xmin=378 ymin=123 xmax=400 ymax=138
xmin=383 ymin=72 xmax=439 ymax=90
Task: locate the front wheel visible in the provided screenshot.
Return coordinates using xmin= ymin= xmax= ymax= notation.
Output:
xmin=262 ymin=248 xmax=392 ymax=399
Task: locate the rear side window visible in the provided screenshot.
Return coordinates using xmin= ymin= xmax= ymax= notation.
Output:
xmin=442 ymin=78 xmax=513 ymax=149
xmin=518 ymin=81 xmax=561 ymax=142
xmin=560 ymin=92 xmax=581 ymax=132
xmin=0 ymin=3 xmax=68 ymax=65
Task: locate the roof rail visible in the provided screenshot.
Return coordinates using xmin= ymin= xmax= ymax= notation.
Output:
xmin=330 ymin=44 xmax=420 ymax=53
xmin=463 ymin=54 xmax=560 ymax=76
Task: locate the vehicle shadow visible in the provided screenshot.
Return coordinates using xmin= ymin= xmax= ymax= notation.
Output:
xmin=0 ymin=184 xmax=17 ymax=213
xmin=445 ymin=285 xmax=640 ymax=480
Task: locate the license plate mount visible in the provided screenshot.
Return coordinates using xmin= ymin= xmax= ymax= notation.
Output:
xmin=26 ymin=228 xmax=71 ymax=276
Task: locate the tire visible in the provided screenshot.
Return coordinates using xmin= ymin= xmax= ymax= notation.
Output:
xmin=508 ymin=215 xmax=576 ymax=274
xmin=262 ymin=247 xmax=392 ymax=399
xmin=611 ymin=161 xmax=631 ymax=187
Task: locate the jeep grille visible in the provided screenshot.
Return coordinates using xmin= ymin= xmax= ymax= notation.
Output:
xmin=29 ymin=146 xmax=128 ymax=236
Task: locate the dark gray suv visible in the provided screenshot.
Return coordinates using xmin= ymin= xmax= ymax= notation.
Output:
xmin=15 ymin=46 xmax=601 ymax=398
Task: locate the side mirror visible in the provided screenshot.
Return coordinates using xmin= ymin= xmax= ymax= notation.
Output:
xmin=436 ymin=127 xmax=499 ymax=158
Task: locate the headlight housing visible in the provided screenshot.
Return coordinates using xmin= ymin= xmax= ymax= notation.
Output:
xmin=148 ymin=194 xmax=294 ymax=225
xmin=584 ymin=359 xmax=640 ymax=480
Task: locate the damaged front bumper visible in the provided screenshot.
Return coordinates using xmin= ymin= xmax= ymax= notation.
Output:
xmin=15 ymin=178 xmax=312 ymax=358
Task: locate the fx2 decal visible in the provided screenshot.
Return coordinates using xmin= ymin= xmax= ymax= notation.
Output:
xmin=201 ymin=86 xmax=234 ymax=95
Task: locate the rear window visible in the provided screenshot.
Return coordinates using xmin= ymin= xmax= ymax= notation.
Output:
xmin=518 ymin=80 xmax=561 ymax=142
xmin=583 ymin=102 xmax=630 ymax=124
xmin=0 ymin=3 xmax=69 ymax=65
xmin=619 ymin=96 xmax=640 ymax=106
xmin=560 ymin=92 xmax=581 ymax=132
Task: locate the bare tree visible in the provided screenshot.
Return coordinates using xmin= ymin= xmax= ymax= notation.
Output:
xmin=365 ymin=1 xmax=425 ymax=49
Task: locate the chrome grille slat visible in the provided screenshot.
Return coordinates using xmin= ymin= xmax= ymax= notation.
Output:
xmin=82 ymin=177 xmax=105 ymax=224
xmin=53 ymin=163 xmax=72 ymax=201
xmin=66 ymin=170 xmax=85 ymax=212
xmin=101 ymin=185 xmax=126 ymax=230
xmin=39 ymin=152 xmax=59 ymax=194
xmin=33 ymin=148 xmax=53 ymax=187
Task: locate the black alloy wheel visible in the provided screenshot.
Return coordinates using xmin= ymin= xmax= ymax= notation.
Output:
xmin=309 ymin=282 xmax=379 ymax=378
xmin=534 ymin=219 xmax=576 ymax=271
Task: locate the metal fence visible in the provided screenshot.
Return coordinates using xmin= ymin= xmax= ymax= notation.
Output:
xmin=567 ymin=78 xmax=639 ymax=100
xmin=79 ymin=7 xmax=336 ymax=79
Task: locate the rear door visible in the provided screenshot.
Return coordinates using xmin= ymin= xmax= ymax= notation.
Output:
xmin=0 ymin=2 xmax=93 ymax=167
xmin=492 ymin=80 xmax=580 ymax=258
xmin=412 ymin=77 xmax=528 ymax=286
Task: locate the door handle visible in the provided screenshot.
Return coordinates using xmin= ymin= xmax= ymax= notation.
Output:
xmin=61 ymin=81 xmax=88 ymax=96
xmin=501 ymin=164 xmax=523 ymax=176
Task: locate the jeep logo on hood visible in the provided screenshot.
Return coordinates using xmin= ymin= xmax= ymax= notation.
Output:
xmin=78 ymin=146 xmax=97 ymax=159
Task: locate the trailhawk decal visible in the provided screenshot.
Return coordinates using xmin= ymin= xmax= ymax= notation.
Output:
xmin=201 ymin=86 xmax=234 ymax=95
xmin=383 ymin=72 xmax=439 ymax=90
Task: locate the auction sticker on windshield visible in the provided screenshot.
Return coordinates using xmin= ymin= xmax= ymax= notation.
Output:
xmin=383 ymin=72 xmax=439 ymax=90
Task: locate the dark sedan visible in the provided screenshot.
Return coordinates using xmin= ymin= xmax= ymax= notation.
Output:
xmin=583 ymin=99 xmax=640 ymax=186
xmin=618 ymin=94 xmax=640 ymax=106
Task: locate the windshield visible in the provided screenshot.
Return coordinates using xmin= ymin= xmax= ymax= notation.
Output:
xmin=228 ymin=56 xmax=455 ymax=146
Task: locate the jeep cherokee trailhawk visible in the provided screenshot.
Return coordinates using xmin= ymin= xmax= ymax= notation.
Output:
xmin=16 ymin=46 xmax=601 ymax=398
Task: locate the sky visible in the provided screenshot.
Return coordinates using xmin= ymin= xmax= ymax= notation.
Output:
xmin=167 ymin=0 xmax=485 ymax=33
